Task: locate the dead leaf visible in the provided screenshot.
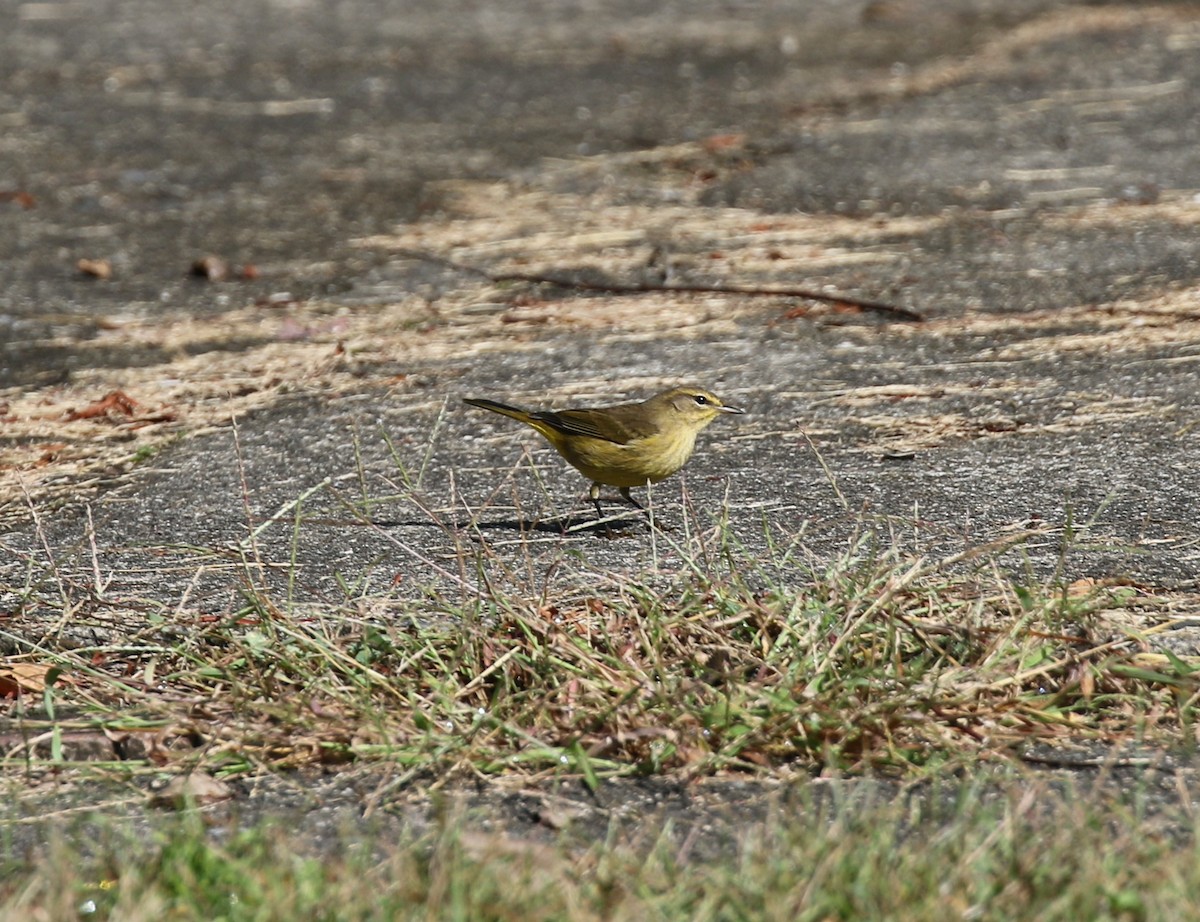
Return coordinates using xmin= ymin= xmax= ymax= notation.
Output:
xmin=0 ymin=662 xmax=62 ymax=697
xmin=702 ymin=133 xmax=745 ymax=151
xmin=77 ymin=258 xmax=113 ymax=279
xmin=149 ymin=772 xmax=233 ymax=809
xmin=65 ymin=390 xmax=139 ymax=421
xmin=0 ymin=190 xmax=36 ymax=209
xmin=1068 ymin=578 xmax=1098 ymax=598
xmin=36 ymin=443 xmax=68 ymax=464
xmin=1080 ymin=668 xmax=1095 ymax=699
xmin=190 ymin=256 xmax=228 ymax=281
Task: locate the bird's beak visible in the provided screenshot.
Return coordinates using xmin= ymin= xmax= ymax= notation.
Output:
xmin=719 ymin=404 xmax=745 ymax=415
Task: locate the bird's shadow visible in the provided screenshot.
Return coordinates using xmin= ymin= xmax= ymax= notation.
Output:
xmin=367 ymin=515 xmax=648 ymax=538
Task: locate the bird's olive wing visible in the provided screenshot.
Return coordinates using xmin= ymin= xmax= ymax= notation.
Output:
xmin=532 ymin=403 xmax=653 ymax=445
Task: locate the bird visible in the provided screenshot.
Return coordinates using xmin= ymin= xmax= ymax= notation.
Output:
xmin=463 ymin=385 xmax=744 ymax=521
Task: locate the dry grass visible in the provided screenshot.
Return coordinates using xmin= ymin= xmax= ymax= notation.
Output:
xmin=3 ymin=466 xmax=1198 ymax=791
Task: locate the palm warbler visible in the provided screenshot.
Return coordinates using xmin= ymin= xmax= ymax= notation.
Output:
xmin=463 ymin=385 xmax=744 ymax=517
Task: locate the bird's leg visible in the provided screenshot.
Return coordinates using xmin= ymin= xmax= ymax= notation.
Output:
xmin=620 ymin=486 xmax=659 ymax=530
xmin=589 ymin=482 xmax=627 ymax=538
xmin=589 ymin=482 xmax=605 ymax=520
xmin=618 ymin=486 xmax=644 ymax=512
xmin=588 ymin=484 xmax=651 ymax=535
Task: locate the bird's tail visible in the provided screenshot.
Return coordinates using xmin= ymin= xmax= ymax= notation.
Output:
xmin=462 ymin=397 xmax=537 ymax=426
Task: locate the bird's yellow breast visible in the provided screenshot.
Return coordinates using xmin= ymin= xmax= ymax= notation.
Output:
xmin=548 ymin=429 xmax=699 ymax=488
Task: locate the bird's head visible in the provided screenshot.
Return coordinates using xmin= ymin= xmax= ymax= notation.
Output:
xmin=654 ymin=386 xmax=745 ymax=432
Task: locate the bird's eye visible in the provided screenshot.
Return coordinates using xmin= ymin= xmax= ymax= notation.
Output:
xmin=694 ymin=394 xmax=708 ymax=405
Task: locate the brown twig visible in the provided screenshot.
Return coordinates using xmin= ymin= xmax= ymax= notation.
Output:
xmin=398 ymin=249 xmax=924 ymax=322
